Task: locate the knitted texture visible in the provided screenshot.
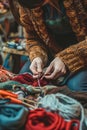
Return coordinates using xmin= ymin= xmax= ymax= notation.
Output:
xmin=12 ymin=73 xmax=48 ymax=87
xmin=37 ymin=93 xmax=84 ymax=130
xmin=45 ymin=85 xmax=87 ymax=107
xmin=25 ymin=108 xmax=80 ymax=130
xmin=19 ymin=6 xmax=48 ymax=65
xmin=8 ymin=0 xmax=87 ymax=74
xmin=56 ymin=39 xmax=87 ymax=73
xmin=64 ymin=0 xmax=87 ymax=41
xmin=37 ymin=93 xmax=83 ymax=120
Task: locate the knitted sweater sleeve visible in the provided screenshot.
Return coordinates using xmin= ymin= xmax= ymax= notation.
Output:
xmin=19 ymin=7 xmax=48 ymax=65
xmin=56 ymin=39 xmax=87 ymax=73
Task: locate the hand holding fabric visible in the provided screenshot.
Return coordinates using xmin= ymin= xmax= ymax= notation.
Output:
xmin=30 ymin=57 xmax=44 ymax=78
xmin=44 ymin=57 xmax=66 ymax=79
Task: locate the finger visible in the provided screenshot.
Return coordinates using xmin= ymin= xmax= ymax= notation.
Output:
xmin=45 ymin=69 xmax=60 ymax=79
xmin=37 ymin=62 xmax=43 ymax=73
xmin=61 ymin=67 xmax=66 ymax=74
xmin=53 ymin=72 xmax=62 ymax=79
xmin=30 ymin=64 xmax=38 ymax=75
xmin=44 ymin=65 xmax=53 ymax=75
xmin=33 ymin=74 xmax=39 ymax=79
xmin=33 ymin=72 xmax=43 ymax=79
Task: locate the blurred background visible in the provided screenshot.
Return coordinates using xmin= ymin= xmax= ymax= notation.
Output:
xmin=0 ymin=0 xmax=28 ymax=74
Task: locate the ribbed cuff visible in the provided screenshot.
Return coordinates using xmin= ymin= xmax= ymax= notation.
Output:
xmin=56 ymin=40 xmax=87 ymax=73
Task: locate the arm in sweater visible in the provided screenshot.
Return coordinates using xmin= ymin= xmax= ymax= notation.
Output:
xmin=19 ymin=6 xmax=48 ymax=65
xmin=8 ymin=0 xmax=48 ymax=65
xmin=56 ymin=39 xmax=87 ymax=74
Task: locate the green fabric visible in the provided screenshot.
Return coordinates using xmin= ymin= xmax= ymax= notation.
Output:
xmin=0 ymin=80 xmax=42 ymax=94
xmin=0 ymin=81 xmax=27 ymax=90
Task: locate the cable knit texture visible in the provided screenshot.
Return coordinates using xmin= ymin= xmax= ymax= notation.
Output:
xmin=8 ymin=0 xmax=87 ymax=74
xmin=56 ymin=39 xmax=87 ymax=73
xmin=63 ymin=0 xmax=87 ymax=41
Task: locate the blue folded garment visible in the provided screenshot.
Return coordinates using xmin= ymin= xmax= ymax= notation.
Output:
xmin=0 ymin=103 xmax=29 ymax=130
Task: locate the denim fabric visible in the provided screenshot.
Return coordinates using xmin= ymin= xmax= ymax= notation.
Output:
xmin=3 ymin=53 xmax=11 ymax=71
xmin=19 ymin=59 xmax=32 ymax=74
xmin=66 ymin=70 xmax=87 ymax=91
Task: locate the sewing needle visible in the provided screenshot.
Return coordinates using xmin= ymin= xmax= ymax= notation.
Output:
xmin=37 ymin=78 xmax=45 ymax=97
xmin=37 ymin=78 xmax=41 ymax=88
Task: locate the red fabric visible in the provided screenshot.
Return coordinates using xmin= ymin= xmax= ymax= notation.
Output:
xmin=12 ymin=73 xmax=49 ymax=87
xmin=0 ymin=66 xmax=14 ymax=82
xmin=25 ymin=108 xmax=80 ymax=130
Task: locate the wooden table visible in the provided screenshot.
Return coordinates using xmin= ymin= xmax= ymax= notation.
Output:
xmin=3 ymin=46 xmax=28 ymax=74
xmin=3 ymin=46 xmax=28 ymax=56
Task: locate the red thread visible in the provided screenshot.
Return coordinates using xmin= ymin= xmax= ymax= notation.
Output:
xmin=25 ymin=108 xmax=80 ymax=130
xmin=12 ymin=73 xmax=48 ymax=87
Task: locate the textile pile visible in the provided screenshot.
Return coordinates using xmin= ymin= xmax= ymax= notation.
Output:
xmin=0 ymin=66 xmax=87 ymax=130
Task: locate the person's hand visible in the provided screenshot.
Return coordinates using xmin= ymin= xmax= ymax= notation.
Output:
xmin=30 ymin=57 xmax=44 ymax=78
xmin=44 ymin=57 xmax=66 ymax=79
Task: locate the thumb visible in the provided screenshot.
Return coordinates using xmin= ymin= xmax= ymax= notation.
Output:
xmin=45 ymin=64 xmax=53 ymax=75
xmin=37 ymin=62 xmax=43 ymax=73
